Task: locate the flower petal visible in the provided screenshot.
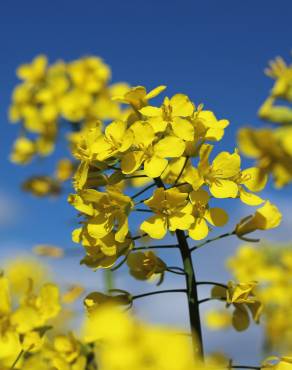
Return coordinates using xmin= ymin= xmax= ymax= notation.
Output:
xmin=140 ymin=215 xmax=167 ymax=239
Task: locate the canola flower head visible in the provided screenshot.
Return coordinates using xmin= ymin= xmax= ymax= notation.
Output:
xmin=66 ymin=84 xmax=280 ymax=269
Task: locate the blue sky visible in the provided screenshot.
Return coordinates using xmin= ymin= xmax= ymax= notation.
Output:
xmin=0 ymin=0 xmax=292 ymax=362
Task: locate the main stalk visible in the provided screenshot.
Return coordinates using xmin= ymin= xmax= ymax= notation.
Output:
xmin=154 ymin=177 xmax=204 ymax=358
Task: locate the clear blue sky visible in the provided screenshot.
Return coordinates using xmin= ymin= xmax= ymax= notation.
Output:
xmin=0 ymin=0 xmax=292 ymax=362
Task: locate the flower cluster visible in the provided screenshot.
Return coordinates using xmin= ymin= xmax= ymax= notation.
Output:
xmin=226 ymin=243 xmax=292 ymax=353
xmin=9 ymin=55 xmax=129 ymax=197
xmin=210 ymin=281 xmax=263 ymax=331
xmin=82 ymin=305 xmax=226 ymax=370
xmin=69 ymin=86 xmax=278 ymax=271
xmin=238 ymin=56 xmax=292 ymax=188
xmin=9 ymin=55 xmax=129 ymax=164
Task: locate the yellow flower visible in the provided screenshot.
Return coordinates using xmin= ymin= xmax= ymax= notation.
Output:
xmin=192 ymin=110 xmax=229 ymax=141
xmin=55 ymin=158 xmax=75 ymax=182
xmin=84 ymin=291 xmax=132 ymax=313
xmin=238 ymin=127 xmax=292 ymax=188
xmin=121 ymin=121 xmax=185 ymax=178
xmin=76 ymin=231 xmax=132 ymax=269
xmin=67 ymin=56 xmax=111 ymax=93
xmin=211 ymin=281 xmax=263 ymax=332
xmin=235 ymin=201 xmax=282 ymax=238
xmin=12 ymin=283 xmax=61 ymax=333
xmin=4 ymin=258 xmax=49 ymax=296
xmin=127 ymin=251 xmax=166 ymax=280
xmin=69 ymin=187 xmax=133 ymax=243
xmin=92 ymin=120 xmax=133 ymax=161
xmin=233 ymin=167 xmax=267 ymax=206
xmin=22 ymin=176 xmax=61 ymax=197
xmin=113 ymin=85 xmax=166 ymax=110
xmin=82 ymin=306 xmax=206 ymax=370
xmin=53 ymin=333 xmax=81 ymax=363
xmin=17 ymin=55 xmax=48 ymax=83
xmin=262 ymin=356 xmax=292 ymax=370
xmin=60 ymin=89 xmax=92 ymax=122
xmin=196 ymin=145 xmax=241 ymax=198
xmin=140 ymin=188 xmax=194 ymax=239
xmin=139 ymin=94 xmax=195 ymax=140
xmin=10 ymin=137 xmax=36 ymax=164
xmin=188 ymin=189 xmax=228 ymax=240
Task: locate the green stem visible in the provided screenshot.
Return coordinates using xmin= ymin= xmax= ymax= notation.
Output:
xmin=133 ymin=244 xmax=178 ymax=251
xmin=198 ymin=297 xmax=226 ymax=304
xmin=154 ymin=176 xmax=204 ymax=358
xmin=132 ymin=183 xmax=155 ymax=199
xmin=104 ymin=269 xmax=114 ymax=292
xmin=11 ymin=349 xmax=24 ymax=369
xmin=190 ymin=231 xmax=236 ymax=252
xmin=134 ymin=208 xmax=153 ymax=213
xmin=174 ymin=156 xmax=189 ymax=185
xmin=132 ymin=289 xmax=186 ymax=300
xmin=176 ymin=229 xmax=204 ymax=358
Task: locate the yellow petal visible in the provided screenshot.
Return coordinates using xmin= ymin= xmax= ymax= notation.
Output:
xmin=205 ymin=208 xmax=229 ymax=227
xmin=232 ymin=306 xmax=250 ymax=331
xmin=169 ymin=213 xmax=194 ymax=231
xmin=189 ymin=219 xmax=209 ymax=240
xmin=170 ymin=94 xmax=194 ymax=117
xmin=0 ymin=276 xmax=11 ymax=315
xmin=239 ymin=188 xmax=265 ymax=206
xmin=154 ymin=136 xmax=185 ymax=158
xmin=144 ymin=156 xmax=168 ymax=178
xmin=140 ymin=215 xmax=167 ymax=239
xmin=146 ymin=85 xmax=167 ymax=99
xmin=210 ymin=179 xmax=238 ymax=198
xmin=105 ymin=120 xmax=127 ymax=142
xmin=139 ymin=106 xmax=162 ymax=117
xmin=190 ymin=189 xmax=210 ymax=205
xmin=171 ymin=117 xmax=194 ymax=141
xmin=212 ymin=151 xmax=241 ymax=178
xmin=121 ymin=151 xmax=145 ymax=174
xmin=148 ymin=116 xmax=168 ymax=133
xmin=241 ymin=167 xmax=267 ymax=192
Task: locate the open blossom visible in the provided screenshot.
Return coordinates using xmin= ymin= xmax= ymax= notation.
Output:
xmin=113 ymin=85 xmax=166 ymax=109
xmin=140 ymin=187 xmax=194 ymax=239
xmin=188 ymin=189 xmax=228 ymax=240
xmin=68 ymin=187 xmax=133 ymax=243
xmin=121 ymin=121 xmax=185 ymax=178
xmin=139 ymin=94 xmax=195 ymax=139
xmin=193 ymin=144 xmax=241 ymax=197
xmin=211 ymin=281 xmax=263 ymax=332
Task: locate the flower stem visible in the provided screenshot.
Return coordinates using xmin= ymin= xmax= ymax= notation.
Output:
xmin=11 ymin=350 xmax=24 ymax=369
xmin=153 ymin=176 xmax=204 ymax=358
xmin=176 ymin=229 xmax=204 ymax=358
xmin=198 ymin=297 xmax=226 ymax=304
xmin=132 ymin=289 xmax=186 ymax=300
xmin=133 ymin=244 xmax=178 ymax=251
xmin=190 ymin=231 xmax=236 ymax=252
xmin=131 ymin=183 xmax=155 ymax=200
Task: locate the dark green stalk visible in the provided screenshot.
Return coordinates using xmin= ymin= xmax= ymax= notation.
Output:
xmin=190 ymin=231 xmax=236 ymax=252
xmin=154 ymin=177 xmax=204 ymax=358
xmin=132 ymin=289 xmax=186 ymax=300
